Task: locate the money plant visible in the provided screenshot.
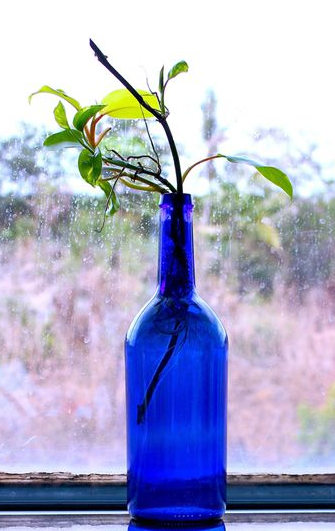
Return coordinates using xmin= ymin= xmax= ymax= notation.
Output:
xmin=29 ymin=39 xmax=293 ymax=222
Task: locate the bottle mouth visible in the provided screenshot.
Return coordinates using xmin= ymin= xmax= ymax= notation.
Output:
xmin=159 ymin=193 xmax=193 ymax=209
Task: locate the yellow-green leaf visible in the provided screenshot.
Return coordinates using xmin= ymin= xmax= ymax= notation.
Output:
xmin=167 ymin=60 xmax=189 ymax=80
xmin=101 ymin=89 xmax=160 ymax=119
xmin=43 ymin=129 xmax=83 ymax=148
xmin=54 ymin=101 xmax=69 ymax=129
xmin=29 ymin=86 xmax=81 ymax=110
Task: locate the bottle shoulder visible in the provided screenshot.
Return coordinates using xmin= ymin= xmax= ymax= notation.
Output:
xmin=126 ymin=289 xmax=227 ymax=343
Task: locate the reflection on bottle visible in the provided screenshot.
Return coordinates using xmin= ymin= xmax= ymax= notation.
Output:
xmin=128 ymin=519 xmax=226 ymax=531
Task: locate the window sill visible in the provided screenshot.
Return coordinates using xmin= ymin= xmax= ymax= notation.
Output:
xmin=0 ymin=473 xmax=334 ymax=511
xmin=0 ymin=510 xmax=335 ymax=529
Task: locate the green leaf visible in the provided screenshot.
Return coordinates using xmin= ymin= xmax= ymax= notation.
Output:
xmin=29 ymin=85 xmax=81 ymax=110
xmin=255 ymin=166 xmax=293 ymax=200
xmin=43 ymin=129 xmax=83 ymax=148
xmin=159 ymin=66 xmax=165 ymax=93
xmin=217 ymin=154 xmax=293 ymax=199
xmin=101 ymin=89 xmax=160 ymax=119
xmin=98 ymin=180 xmax=120 ymax=216
xmin=53 ymin=101 xmax=69 ymax=129
xmin=78 ymin=148 xmax=102 ymax=186
xmin=167 ymin=60 xmax=189 ymax=81
xmin=73 ymin=104 xmax=106 ymax=131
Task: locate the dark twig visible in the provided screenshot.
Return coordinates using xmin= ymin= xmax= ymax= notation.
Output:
xmin=106 ymin=142 xmax=176 ymax=193
xmin=111 ymin=149 xmax=126 ymax=161
xmin=102 ymin=154 xmax=161 ymax=178
xmin=103 ymin=150 xmax=175 ymax=192
xmin=127 ymin=154 xmax=159 ymax=165
xmin=89 ymin=39 xmax=183 ymax=194
xmin=137 ymin=320 xmax=186 ymax=424
xmin=126 ymin=155 xmax=175 ymax=193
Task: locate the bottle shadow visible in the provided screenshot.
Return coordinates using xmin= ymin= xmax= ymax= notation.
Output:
xmin=128 ymin=519 xmax=226 ymax=531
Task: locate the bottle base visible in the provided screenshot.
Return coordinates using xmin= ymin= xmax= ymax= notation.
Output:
xmin=129 ymin=506 xmax=225 ymax=524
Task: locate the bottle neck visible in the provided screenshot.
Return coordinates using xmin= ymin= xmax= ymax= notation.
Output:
xmin=158 ymin=194 xmax=195 ymax=298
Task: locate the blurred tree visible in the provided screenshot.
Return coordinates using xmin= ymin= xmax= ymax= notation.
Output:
xmin=200 ymin=89 xmax=226 ymax=223
xmin=280 ymin=197 xmax=335 ymax=301
xmin=0 ymin=120 xmax=170 ymax=240
xmin=0 ymin=123 xmax=68 ymax=193
xmin=208 ymin=181 xmax=283 ymax=297
xmin=201 ymin=89 xmax=222 ymax=180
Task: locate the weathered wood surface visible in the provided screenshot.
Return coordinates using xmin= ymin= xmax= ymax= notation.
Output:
xmin=228 ymin=473 xmax=335 ymax=484
xmin=0 ymin=472 xmax=334 ymax=484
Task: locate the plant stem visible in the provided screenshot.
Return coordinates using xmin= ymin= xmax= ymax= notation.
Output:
xmin=89 ymin=39 xmax=183 ymax=195
xmin=160 ymin=120 xmax=183 ymax=194
xmin=137 ymin=204 xmax=188 ymax=424
xmin=182 ymin=155 xmax=222 ymax=182
xmin=137 ymin=321 xmax=181 ymax=424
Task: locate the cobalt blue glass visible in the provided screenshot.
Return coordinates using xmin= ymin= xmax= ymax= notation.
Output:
xmin=125 ymin=193 xmax=228 ymax=522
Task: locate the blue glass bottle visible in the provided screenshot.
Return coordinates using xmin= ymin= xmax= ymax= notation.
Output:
xmin=125 ymin=193 xmax=228 ymax=522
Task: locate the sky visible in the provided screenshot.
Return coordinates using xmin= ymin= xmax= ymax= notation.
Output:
xmin=2 ymin=0 xmax=335 ymax=194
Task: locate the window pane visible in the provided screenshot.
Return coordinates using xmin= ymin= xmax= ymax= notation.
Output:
xmin=1 ymin=172 xmax=334 ymax=472
xmin=1 ymin=0 xmax=335 ymax=473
